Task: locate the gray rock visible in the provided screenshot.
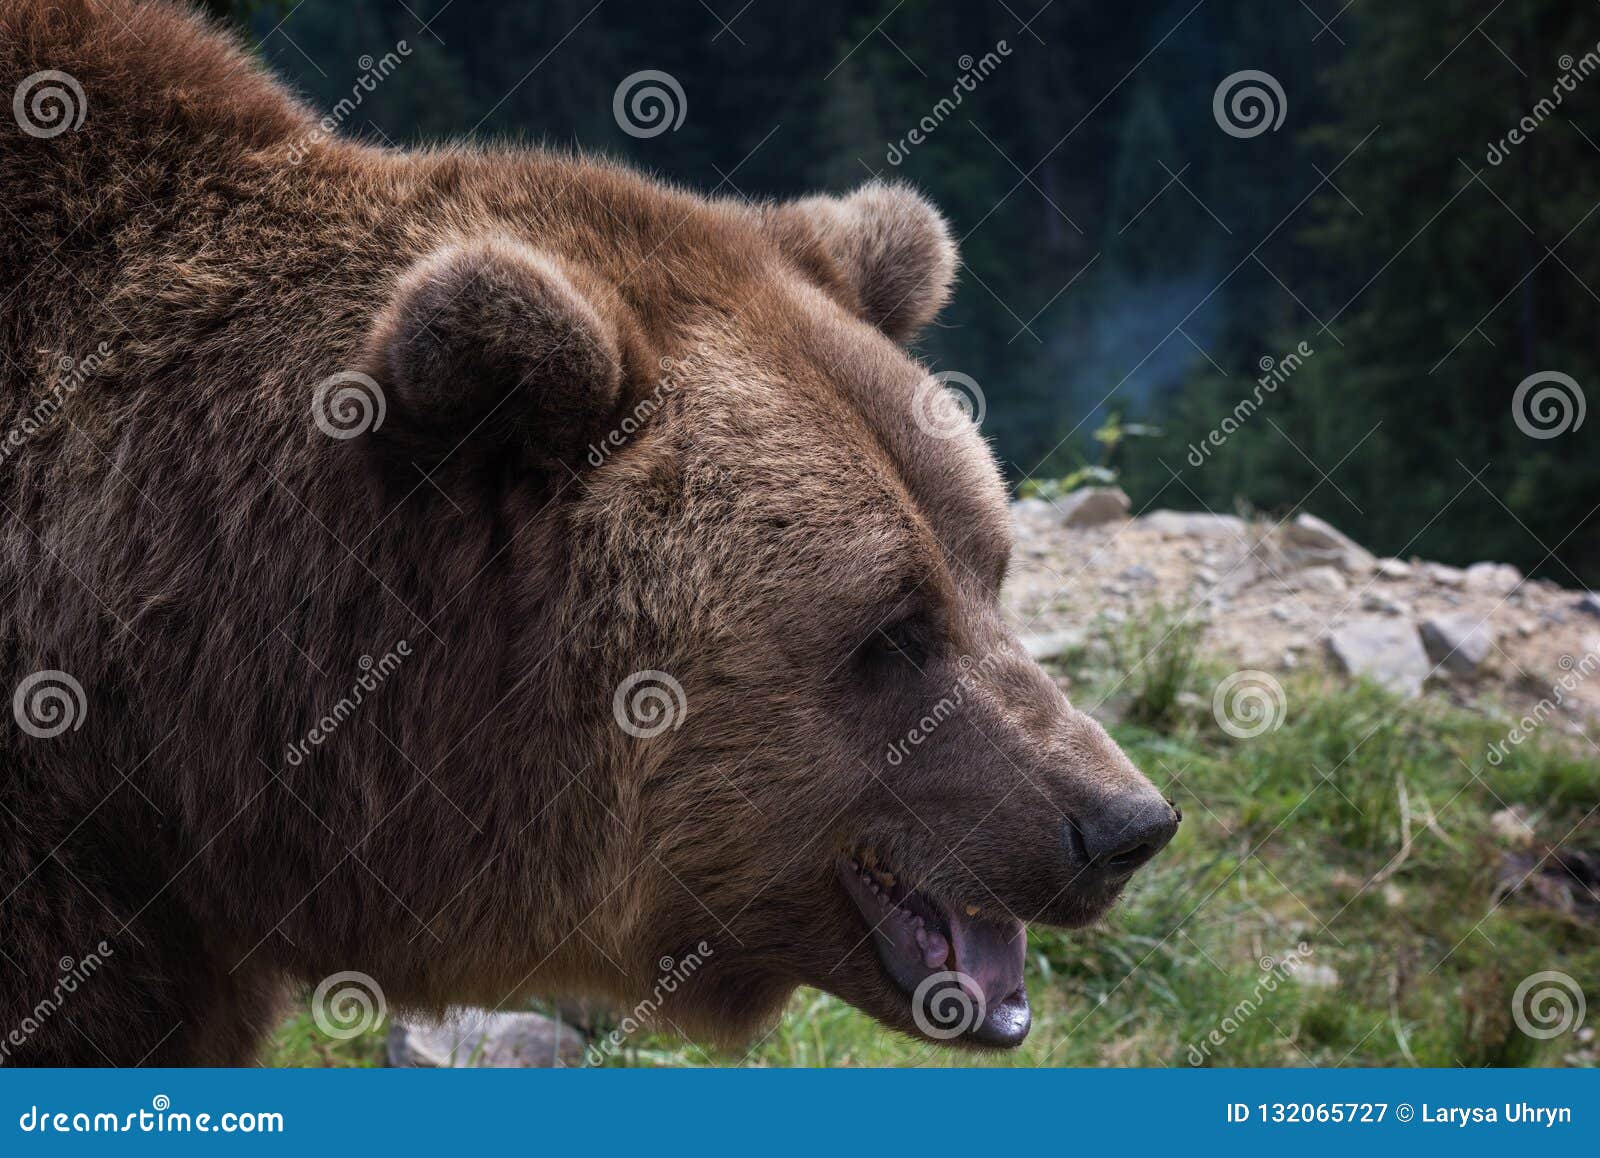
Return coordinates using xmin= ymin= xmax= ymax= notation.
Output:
xmin=1141 ymin=509 xmax=1249 ymax=541
xmin=1490 ymin=806 xmax=1536 ymax=848
xmin=1463 ymin=561 xmax=1522 ymax=595
xmin=1020 ymin=628 xmax=1085 ymax=662
xmin=1295 ymin=565 xmax=1348 ymax=595
xmin=387 ymin=1010 xmax=585 ymax=1068
xmin=1119 ymin=563 xmax=1157 ymax=584
xmin=1009 ymin=497 xmax=1055 ymax=524
xmin=1056 ymin=486 xmax=1130 ymax=528
xmin=1280 ymin=512 xmax=1376 ymax=573
xmin=1375 ymin=558 xmax=1412 ymax=580
xmin=1577 ymin=592 xmax=1600 ymax=618
xmin=1325 ymin=618 xmax=1431 ymax=698
xmin=1419 ymin=613 xmax=1495 ymax=677
xmin=1361 ymin=592 xmax=1411 ymax=616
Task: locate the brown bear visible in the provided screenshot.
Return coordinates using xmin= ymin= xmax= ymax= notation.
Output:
xmin=0 ymin=0 xmax=1178 ymax=1066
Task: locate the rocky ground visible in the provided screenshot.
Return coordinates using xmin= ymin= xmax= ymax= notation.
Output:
xmin=1005 ymin=488 xmax=1600 ymax=742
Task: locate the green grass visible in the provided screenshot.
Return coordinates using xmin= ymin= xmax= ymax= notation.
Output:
xmin=264 ymin=617 xmax=1598 ymax=1068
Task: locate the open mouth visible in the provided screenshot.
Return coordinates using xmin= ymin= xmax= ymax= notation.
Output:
xmin=837 ymin=852 xmax=1031 ymax=1046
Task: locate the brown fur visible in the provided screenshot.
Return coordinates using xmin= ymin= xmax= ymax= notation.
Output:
xmin=0 ymin=0 xmax=1168 ymax=1065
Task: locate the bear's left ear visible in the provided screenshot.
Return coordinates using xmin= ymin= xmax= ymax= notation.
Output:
xmin=362 ymin=238 xmax=622 ymax=467
xmin=767 ymin=181 xmax=958 ymax=344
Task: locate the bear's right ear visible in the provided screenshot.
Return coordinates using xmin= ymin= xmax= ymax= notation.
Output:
xmin=361 ymin=238 xmax=622 ymax=467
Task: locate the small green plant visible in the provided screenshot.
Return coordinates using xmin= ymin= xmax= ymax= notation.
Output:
xmin=1019 ymin=411 xmax=1161 ymax=500
xmin=1102 ymin=603 xmax=1207 ymax=730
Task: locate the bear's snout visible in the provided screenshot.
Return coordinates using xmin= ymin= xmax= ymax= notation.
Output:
xmin=1064 ymin=793 xmax=1181 ymax=887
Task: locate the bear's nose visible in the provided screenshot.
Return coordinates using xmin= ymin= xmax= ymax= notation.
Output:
xmin=1066 ymin=797 xmax=1180 ymax=882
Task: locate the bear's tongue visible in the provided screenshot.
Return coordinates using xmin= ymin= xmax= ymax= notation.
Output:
xmin=839 ymin=859 xmax=1025 ymax=1014
xmin=945 ymin=904 xmax=1026 ymax=1013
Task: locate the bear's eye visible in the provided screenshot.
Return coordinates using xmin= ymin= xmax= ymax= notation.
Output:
xmin=861 ymin=616 xmax=930 ymax=669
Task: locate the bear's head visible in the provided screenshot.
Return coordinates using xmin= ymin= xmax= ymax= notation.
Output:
xmin=347 ymin=176 xmax=1179 ymax=1049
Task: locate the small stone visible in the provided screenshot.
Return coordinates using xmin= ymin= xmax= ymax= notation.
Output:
xmin=1009 ymin=497 xmax=1054 ymax=523
xmin=1490 ymin=806 xmax=1536 ymax=848
xmin=387 ymin=1010 xmax=586 ymax=1068
xmin=1280 ymin=512 xmax=1377 ymax=573
xmin=1463 ymin=561 xmax=1522 ymax=595
xmin=1195 ymin=565 xmax=1218 ymax=585
xmin=1419 ymin=612 xmax=1495 ymax=677
xmin=1375 ymin=558 xmax=1412 ymax=580
xmin=1292 ymin=963 xmax=1340 ymax=989
xmin=1056 ymin=486 xmax=1131 ymax=528
xmin=1427 ymin=563 xmax=1466 ymax=589
xmin=1020 ymin=629 xmax=1085 ymax=661
xmin=1361 ymin=592 xmax=1410 ymax=616
xmin=1382 ymin=884 xmax=1405 ymax=908
xmin=1270 ymin=606 xmax=1293 ymax=623
xmin=1295 ymin=565 xmax=1348 ymax=595
xmin=1119 ymin=563 xmax=1157 ymax=584
xmin=1141 ymin=510 xmax=1249 ymax=540
xmin=1326 ymin=618 xmax=1431 ymax=698
xmin=1576 ymin=592 xmax=1600 ymax=618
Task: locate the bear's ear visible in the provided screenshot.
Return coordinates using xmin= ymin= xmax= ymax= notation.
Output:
xmin=768 ymin=181 xmax=958 ymax=344
xmin=363 ymin=238 xmax=622 ymax=466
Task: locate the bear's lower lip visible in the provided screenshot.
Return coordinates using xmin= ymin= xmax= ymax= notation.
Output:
xmin=836 ymin=854 xmax=1031 ymax=1046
